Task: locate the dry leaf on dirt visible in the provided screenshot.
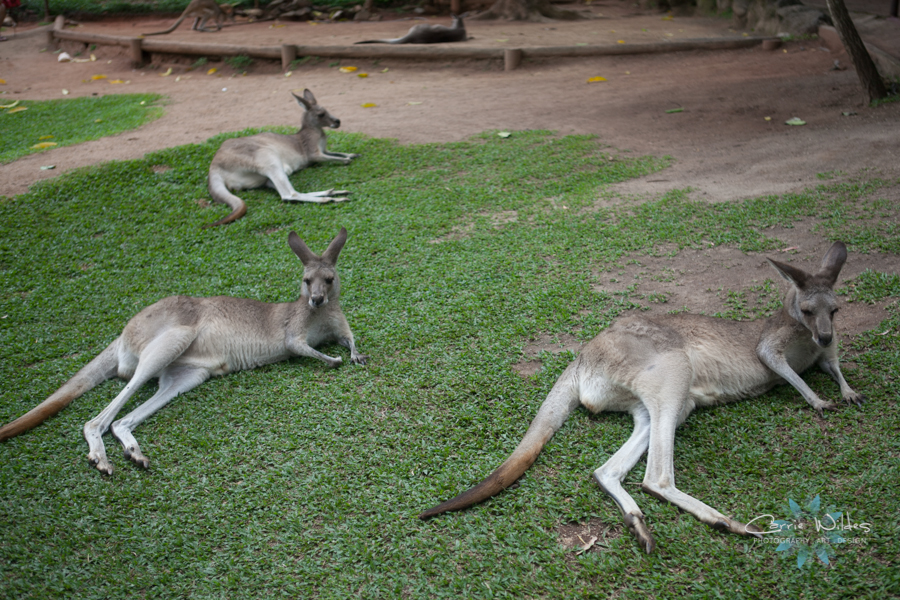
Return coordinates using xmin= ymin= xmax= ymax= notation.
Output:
xmin=785 ymin=117 xmax=806 ymax=126
xmin=665 ymin=107 xmax=684 ymax=113
xmin=207 ymin=68 xmax=217 ymax=75
xmin=361 ymin=103 xmax=377 ymax=107
xmin=339 ymin=66 xmax=358 ymax=73
xmin=31 ymin=142 xmax=57 ymax=149
xmin=498 ymin=131 xmax=512 ymax=138
xmin=160 ymin=68 xmax=173 ymax=77
xmin=91 ymin=75 xmax=107 ymax=80
xmin=587 ymin=76 xmax=606 ymax=83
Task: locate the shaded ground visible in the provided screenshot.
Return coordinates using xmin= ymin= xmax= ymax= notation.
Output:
xmin=1 ymin=1 xmax=898 ymax=354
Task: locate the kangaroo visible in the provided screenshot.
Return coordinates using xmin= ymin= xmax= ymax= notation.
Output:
xmin=205 ymin=89 xmax=358 ymax=228
xmin=420 ymin=242 xmax=864 ymax=553
xmin=142 ymin=0 xmax=234 ymax=35
xmin=355 ymin=15 xmax=466 ymax=44
xmin=0 ymin=228 xmax=367 ymax=475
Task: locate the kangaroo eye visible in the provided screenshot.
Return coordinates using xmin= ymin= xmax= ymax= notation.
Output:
xmin=325 ymin=278 xmax=334 ymax=285
xmin=801 ymin=309 xmax=813 ymax=315
xmin=832 ymin=308 xmax=839 ymax=315
xmin=303 ymin=279 xmax=311 ymax=285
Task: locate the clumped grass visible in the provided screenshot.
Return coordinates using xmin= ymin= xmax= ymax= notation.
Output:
xmin=0 ymin=129 xmax=897 ymax=599
xmin=0 ymin=94 xmax=164 ymax=164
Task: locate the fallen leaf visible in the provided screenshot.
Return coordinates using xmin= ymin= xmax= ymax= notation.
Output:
xmin=496 ymin=38 xmax=509 ymax=42
xmin=0 ymin=100 xmax=20 ymax=108
xmin=109 ymin=79 xmax=127 ymax=84
xmin=40 ymin=165 xmax=56 ymax=170
xmin=877 ymin=330 xmax=891 ymax=336
xmin=662 ymin=15 xmax=673 ymax=20
xmin=7 ymin=106 xmax=27 ymax=113
xmin=31 ymin=142 xmax=57 ymax=149
xmin=576 ymin=42 xmax=588 ymax=46
xmin=90 ymin=53 xmax=97 ymax=61
xmin=284 ymin=71 xmax=293 ymax=77
xmin=665 ymin=107 xmax=684 ymax=113
xmin=587 ymin=76 xmax=606 ymax=83
xmin=175 ymin=76 xmax=182 ymax=82
xmin=207 ymin=68 xmax=218 ymax=75
xmin=780 ymin=246 xmax=799 ymax=252
xmin=91 ymin=74 xmax=107 ymax=80
xmin=498 ymin=131 xmax=511 ymax=138
xmin=358 ymin=73 xmax=368 ymax=78
xmin=785 ymin=117 xmax=806 ymax=126
xmin=617 ymin=40 xmax=625 ymax=44
xmin=407 ymin=101 xmax=422 ymax=105
xmin=842 ymin=111 xmax=857 ymax=116
xmin=62 ymin=89 xmax=69 ymax=95
xmin=764 ymin=116 xmax=772 ymax=121
xmin=339 ymin=66 xmax=358 ymax=73
xmin=38 ymin=135 xmax=54 ymax=140
xmin=381 ymin=68 xmax=389 ymax=73
xmin=361 ymin=102 xmax=377 ymax=107
xmin=575 ymin=535 xmax=598 ymax=555
xmin=160 ymin=67 xmax=173 ymax=77
xmin=95 ymin=119 xmax=102 ymax=123
xmin=269 ymin=23 xmax=286 ymax=28
xmin=0 ymin=79 xmax=5 ymax=84
xmin=624 ymin=71 xmax=630 ymax=75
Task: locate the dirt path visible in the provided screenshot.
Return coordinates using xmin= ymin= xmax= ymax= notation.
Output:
xmin=0 ymin=3 xmax=898 ymax=337
xmin=1 ymin=3 xmax=898 ymax=201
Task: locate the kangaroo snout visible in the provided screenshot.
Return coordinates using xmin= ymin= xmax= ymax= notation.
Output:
xmin=816 ymin=331 xmax=833 ymax=347
xmin=309 ymin=294 xmax=328 ymax=308
xmin=331 ymin=119 xmax=341 ymax=129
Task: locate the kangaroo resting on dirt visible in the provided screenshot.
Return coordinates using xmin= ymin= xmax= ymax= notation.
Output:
xmin=205 ymin=89 xmax=358 ymax=227
xmin=420 ymin=242 xmax=864 ymax=553
xmin=142 ymin=0 xmax=233 ymax=35
xmin=0 ymin=228 xmax=367 ymax=475
xmin=355 ymin=14 xmax=466 ymax=44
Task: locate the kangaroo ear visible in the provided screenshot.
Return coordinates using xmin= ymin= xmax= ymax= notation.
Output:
xmin=291 ymin=91 xmax=311 ymax=111
xmin=288 ymin=231 xmax=316 ymax=265
xmin=303 ymin=89 xmax=318 ymax=106
xmin=322 ymin=227 xmax=348 ymax=265
xmin=818 ymin=241 xmax=847 ymax=285
xmin=767 ymin=258 xmax=810 ymax=289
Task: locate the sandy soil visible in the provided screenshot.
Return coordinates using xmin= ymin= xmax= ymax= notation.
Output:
xmin=1 ymin=2 xmax=898 ymax=341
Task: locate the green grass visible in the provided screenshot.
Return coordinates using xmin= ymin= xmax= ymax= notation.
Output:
xmin=0 ymin=94 xmax=164 ymax=164
xmin=0 ymin=129 xmax=898 ymax=599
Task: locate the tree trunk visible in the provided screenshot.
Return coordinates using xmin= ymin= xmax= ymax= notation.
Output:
xmin=474 ymin=0 xmax=585 ymax=21
xmin=824 ymin=0 xmax=887 ymax=103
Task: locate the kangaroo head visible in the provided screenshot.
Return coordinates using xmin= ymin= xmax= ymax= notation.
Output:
xmin=292 ymin=89 xmax=341 ymax=131
xmin=288 ymin=227 xmax=347 ymax=308
xmin=767 ymin=241 xmax=847 ymax=348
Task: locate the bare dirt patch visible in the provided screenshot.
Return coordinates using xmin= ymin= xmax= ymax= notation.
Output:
xmin=555 ymin=517 xmax=622 ymax=556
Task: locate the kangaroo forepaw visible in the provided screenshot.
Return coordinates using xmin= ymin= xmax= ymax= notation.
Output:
xmin=351 ymin=353 xmax=369 ymax=365
xmin=623 ymin=513 xmax=656 ymax=554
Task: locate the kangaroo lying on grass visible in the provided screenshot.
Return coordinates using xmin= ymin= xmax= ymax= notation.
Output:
xmin=142 ymin=0 xmax=234 ymax=35
xmin=205 ymin=89 xmax=358 ymax=227
xmin=0 ymin=228 xmax=366 ymax=475
xmin=420 ymin=242 xmax=863 ymax=552
xmin=355 ymin=14 xmax=467 ymax=44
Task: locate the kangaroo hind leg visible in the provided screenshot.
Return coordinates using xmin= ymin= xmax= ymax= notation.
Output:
xmin=637 ymin=355 xmax=761 ymax=540
xmin=111 ymin=365 xmax=210 ymax=469
xmin=593 ymin=404 xmax=655 ymax=553
xmin=263 ymin=167 xmax=349 ymax=204
xmin=83 ymin=326 xmax=197 ymax=475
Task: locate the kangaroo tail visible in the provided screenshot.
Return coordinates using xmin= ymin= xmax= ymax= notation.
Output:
xmin=205 ymin=169 xmax=247 ymax=228
xmin=142 ymin=14 xmax=186 ymax=36
xmin=0 ymin=339 xmax=121 ymax=441
xmin=419 ymin=363 xmax=581 ymax=519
